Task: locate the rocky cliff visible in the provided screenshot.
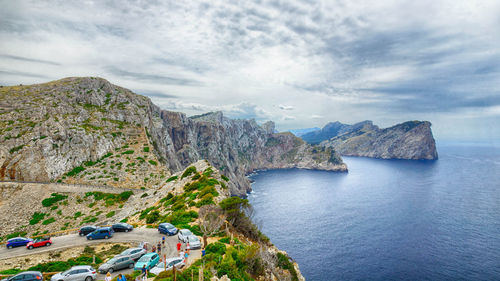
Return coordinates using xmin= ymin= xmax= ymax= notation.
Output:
xmin=0 ymin=77 xmax=346 ymax=195
xmin=320 ymin=120 xmax=438 ymax=160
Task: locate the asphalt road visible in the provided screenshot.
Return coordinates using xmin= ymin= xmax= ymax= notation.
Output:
xmin=0 ymin=227 xmax=201 ymax=280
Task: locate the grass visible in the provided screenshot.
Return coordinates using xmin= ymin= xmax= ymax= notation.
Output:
xmin=166 ymin=175 xmax=178 ymax=182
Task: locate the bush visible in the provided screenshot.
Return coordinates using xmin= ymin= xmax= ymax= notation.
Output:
xmin=67 ymin=166 xmax=85 ymax=177
xmin=106 ymin=211 xmax=115 ymax=218
xmin=181 ymin=166 xmax=197 ymax=179
xmin=42 ymin=193 xmax=68 ymax=207
xmin=29 ymin=212 xmax=47 ymax=225
xmin=119 ymin=191 xmax=133 ymax=201
xmin=42 ymin=217 xmax=56 ymax=225
xmin=166 ymin=176 xmax=177 ymax=183
xmin=277 ymin=252 xmax=298 ymax=281
xmin=148 ymin=160 xmax=157 ymax=166
xmin=122 ymin=150 xmax=134 ymax=155
xmin=206 ymin=242 xmax=226 ymax=255
xmin=6 ymin=231 xmax=27 ymax=240
xmin=143 ymin=147 xmax=150 ymax=152
xmin=168 ymin=210 xmax=198 ymax=225
xmin=221 ymin=175 xmax=229 ymax=181
xmin=146 ymin=210 xmax=160 ymax=224
xmin=9 ymin=145 xmax=25 ymax=154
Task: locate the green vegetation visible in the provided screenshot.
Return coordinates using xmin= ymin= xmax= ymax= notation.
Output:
xmin=29 ymin=212 xmax=47 ymax=225
xmin=221 ymin=174 xmax=229 ymax=181
xmin=143 ymin=146 xmax=150 ymax=152
xmin=42 ymin=193 xmax=68 ymax=207
xmin=66 ymin=166 xmax=85 ymax=177
xmin=277 ymin=252 xmax=299 ymax=281
xmin=148 ymin=160 xmax=157 ymax=166
xmin=9 ymin=145 xmax=24 ymax=154
xmin=42 ymin=217 xmax=56 ymax=225
xmin=181 ymin=166 xmax=197 ymax=179
xmin=122 ymin=150 xmax=134 ymax=154
xmin=106 ymin=211 xmax=115 ymax=218
xmin=74 ymin=211 xmax=83 ymax=219
xmin=84 ymin=191 xmax=133 ymax=206
xmin=166 ymin=175 xmax=178 ymax=182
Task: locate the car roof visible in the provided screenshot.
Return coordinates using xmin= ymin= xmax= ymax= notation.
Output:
xmin=97 ymin=226 xmax=111 ymax=230
xmin=7 ymin=237 xmax=27 ymax=241
xmin=160 ymin=222 xmax=174 ymax=226
xmin=180 ymin=229 xmax=191 ymax=232
xmin=143 ymin=252 xmax=157 ymax=257
xmin=17 ymin=271 xmax=42 ymax=275
xmin=165 ymin=257 xmax=183 ymax=262
xmin=70 ymin=265 xmax=92 ymax=269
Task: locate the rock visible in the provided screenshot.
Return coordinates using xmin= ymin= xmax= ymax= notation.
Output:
xmin=320 ymin=120 xmax=438 ymax=160
xmin=0 ymin=77 xmax=347 ymax=196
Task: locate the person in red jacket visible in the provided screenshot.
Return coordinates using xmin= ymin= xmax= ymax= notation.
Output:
xmin=176 ymin=241 xmax=181 ymax=254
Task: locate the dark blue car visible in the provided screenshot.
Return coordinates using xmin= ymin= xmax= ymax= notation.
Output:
xmin=86 ymin=227 xmax=113 ymax=240
xmin=158 ymin=223 xmax=178 ymax=235
xmin=6 ymin=237 xmax=32 ymax=249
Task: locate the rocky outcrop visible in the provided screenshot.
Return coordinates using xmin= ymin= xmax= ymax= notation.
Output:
xmin=320 ymin=120 xmax=438 ymax=160
xmin=0 ymin=77 xmax=346 ymax=195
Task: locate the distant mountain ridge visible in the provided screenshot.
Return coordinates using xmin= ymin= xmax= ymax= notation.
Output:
xmin=289 ymin=127 xmax=320 ymax=137
xmin=301 ymin=120 xmax=438 ymax=160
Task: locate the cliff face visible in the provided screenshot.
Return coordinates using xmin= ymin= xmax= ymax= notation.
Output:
xmin=0 ymin=77 xmax=346 ymax=195
xmin=321 ymin=120 xmax=438 ymax=160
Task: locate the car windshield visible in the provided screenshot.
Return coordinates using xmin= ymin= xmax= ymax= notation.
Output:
xmin=61 ymin=269 xmax=71 ymax=275
xmin=189 ymin=236 xmax=199 ymax=242
xmin=182 ymin=230 xmax=193 ymax=236
xmin=167 ymin=225 xmax=175 ymax=230
xmin=121 ymin=249 xmax=131 ymax=255
xmin=138 ymin=255 xmax=150 ymax=262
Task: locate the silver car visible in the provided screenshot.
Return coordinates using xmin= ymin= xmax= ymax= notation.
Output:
xmin=118 ymin=247 xmax=147 ymax=261
xmin=177 ymin=229 xmax=193 ymax=243
xmin=51 ymin=266 xmax=96 ymax=281
xmin=98 ymin=255 xmax=134 ymax=273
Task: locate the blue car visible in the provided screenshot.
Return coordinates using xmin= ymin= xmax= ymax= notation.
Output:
xmin=134 ymin=253 xmax=160 ymax=270
xmin=86 ymin=227 xmax=113 ymax=240
xmin=158 ymin=223 xmax=178 ymax=236
xmin=6 ymin=237 xmax=33 ymax=249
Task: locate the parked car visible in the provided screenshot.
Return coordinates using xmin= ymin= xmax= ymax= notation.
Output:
xmin=27 ymin=237 xmax=52 ymax=249
xmin=186 ymin=235 xmax=201 ymax=249
xmin=117 ymin=247 xmax=146 ymax=261
xmin=158 ymin=223 xmax=178 ymax=236
xmin=98 ymin=256 xmax=134 ymax=273
xmin=50 ymin=266 xmax=96 ymax=281
xmin=149 ymin=256 xmax=185 ymax=275
xmin=86 ymin=227 xmax=113 ymax=240
xmin=134 ymin=253 xmax=160 ymax=270
xmin=79 ymin=226 xmax=97 ymax=237
xmin=5 ymin=237 xmax=32 ymax=249
xmin=177 ymin=229 xmax=193 ymax=243
xmin=1 ymin=271 xmax=43 ymax=281
xmin=111 ymin=223 xmax=133 ymax=232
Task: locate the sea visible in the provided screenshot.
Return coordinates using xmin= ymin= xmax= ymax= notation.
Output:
xmin=248 ymin=143 xmax=500 ymax=281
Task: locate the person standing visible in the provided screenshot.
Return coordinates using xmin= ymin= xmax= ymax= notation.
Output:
xmin=152 ymin=245 xmax=156 ymax=253
xmin=176 ymin=241 xmax=181 ymax=254
xmin=186 ymin=241 xmax=190 ymax=254
xmin=105 ymin=272 xmax=112 ymax=281
xmin=162 ymin=236 xmax=165 ymax=246
xmin=141 ymin=265 xmax=147 ymax=281
xmin=118 ymin=274 xmax=127 ymax=281
xmin=157 ymin=242 xmax=162 ymax=255
xmin=184 ymin=251 xmax=189 ymax=264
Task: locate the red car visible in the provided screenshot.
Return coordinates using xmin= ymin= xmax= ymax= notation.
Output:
xmin=26 ymin=237 xmax=52 ymax=249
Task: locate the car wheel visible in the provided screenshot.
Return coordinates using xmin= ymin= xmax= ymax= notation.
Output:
xmin=28 ymin=245 xmax=33 ymax=249
xmin=47 ymin=242 xmax=51 ymax=246
xmin=129 ymin=263 xmax=134 ymax=269
xmin=88 ymin=237 xmax=93 ymax=240
xmin=7 ymin=245 xmax=12 ymax=249
xmin=108 ymin=268 xmax=114 ymax=273
xmin=125 ymin=229 xmax=129 ymax=232
xmin=79 ymin=233 xmax=84 ymax=236
xmin=104 ymin=235 xmax=109 ymax=239
xmin=85 ymin=277 xmax=92 ymax=281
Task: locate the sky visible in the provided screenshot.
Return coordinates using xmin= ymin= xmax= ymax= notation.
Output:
xmin=1 ymin=0 xmax=499 ymax=141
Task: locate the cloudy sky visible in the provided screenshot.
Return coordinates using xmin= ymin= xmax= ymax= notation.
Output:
xmin=1 ymin=0 xmax=499 ymax=141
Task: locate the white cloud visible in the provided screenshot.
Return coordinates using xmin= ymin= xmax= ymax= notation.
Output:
xmin=279 ymin=104 xmax=294 ymax=110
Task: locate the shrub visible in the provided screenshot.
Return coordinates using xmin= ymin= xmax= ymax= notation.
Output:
xmin=9 ymin=145 xmax=24 ymax=154
xmin=146 ymin=210 xmax=160 ymax=224
xmin=66 ymin=166 xmax=85 ymax=177
xmin=219 ymin=237 xmax=230 ymax=244
xmin=141 ymin=193 xmax=148 ymax=198
xmin=106 ymin=211 xmax=115 ymax=218
xmin=42 ymin=217 xmax=56 ymax=225
xmin=148 ymin=160 xmax=157 ymax=166
xmin=206 ymin=242 xmax=226 ymax=255
xmin=143 ymin=146 xmax=150 ymax=152
xmin=6 ymin=231 xmax=27 ymax=240
xmin=122 ymin=150 xmax=134 ymax=155
xmin=181 ymin=166 xmax=197 ymax=179
xmin=277 ymin=252 xmax=298 ymax=281
xmin=74 ymin=212 xmax=83 ymax=219
xmin=29 ymin=212 xmax=47 ymax=225
xmin=119 ymin=191 xmax=133 ymax=201
xmin=166 ymin=176 xmax=177 ymax=183
xmin=221 ymin=175 xmax=229 ymax=181
xmin=42 ymin=193 xmax=68 ymax=207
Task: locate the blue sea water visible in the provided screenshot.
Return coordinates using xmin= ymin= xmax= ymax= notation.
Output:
xmin=248 ymin=143 xmax=500 ymax=280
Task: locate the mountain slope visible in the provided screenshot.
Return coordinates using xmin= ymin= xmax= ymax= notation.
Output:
xmin=321 ymin=121 xmax=438 ymax=160
xmin=0 ymin=77 xmax=346 ymax=195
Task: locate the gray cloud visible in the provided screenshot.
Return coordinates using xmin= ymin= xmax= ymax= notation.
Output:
xmin=0 ymin=0 xmax=499 ymax=140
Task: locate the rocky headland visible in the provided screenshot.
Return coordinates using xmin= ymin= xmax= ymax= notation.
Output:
xmin=310 ymin=120 xmax=438 ymax=160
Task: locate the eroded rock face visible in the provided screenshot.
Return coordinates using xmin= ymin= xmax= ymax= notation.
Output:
xmin=321 ymin=121 xmax=438 ymax=160
xmin=0 ymin=77 xmax=346 ymax=195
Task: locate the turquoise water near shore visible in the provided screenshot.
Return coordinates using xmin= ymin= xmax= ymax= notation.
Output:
xmin=248 ymin=143 xmax=500 ymax=280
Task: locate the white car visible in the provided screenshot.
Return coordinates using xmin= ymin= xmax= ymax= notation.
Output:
xmin=177 ymin=229 xmax=193 ymax=243
xmin=51 ymin=265 xmax=97 ymax=281
xmin=186 ymin=235 xmax=201 ymax=249
xmin=149 ymin=257 xmax=185 ymax=275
